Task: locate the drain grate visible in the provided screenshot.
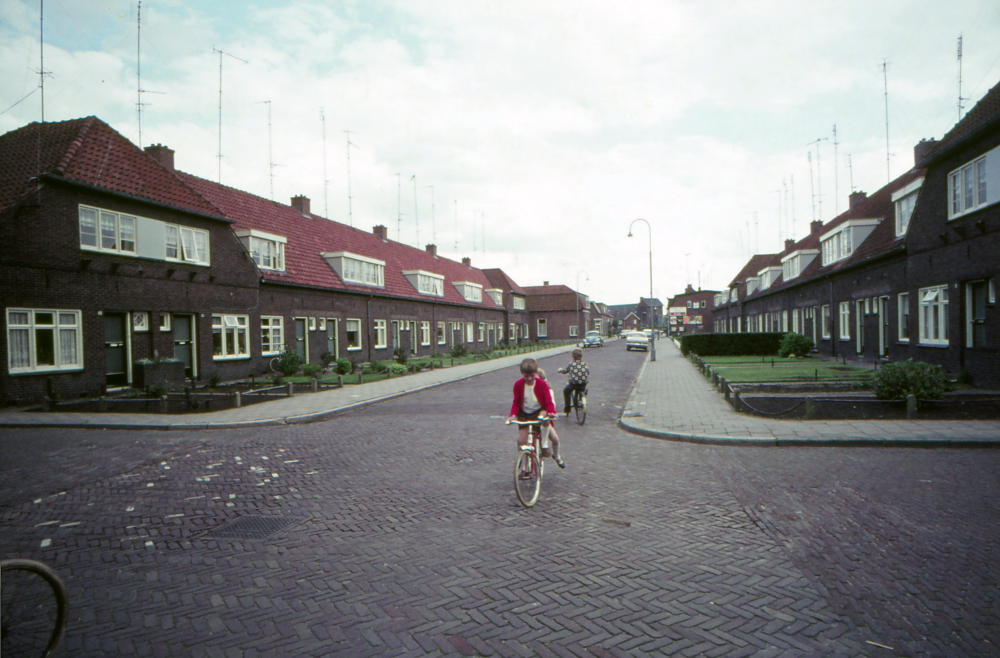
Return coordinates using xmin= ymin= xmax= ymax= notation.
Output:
xmin=208 ymin=516 xmax=301 ymax=539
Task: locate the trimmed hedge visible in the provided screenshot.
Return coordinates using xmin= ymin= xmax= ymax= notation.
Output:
xmin=679 ymin=332 xmax=785 ymax=357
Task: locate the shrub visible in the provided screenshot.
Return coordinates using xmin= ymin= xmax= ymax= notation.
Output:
xmin=450 ymin=344 xmax=467 ymax=358
xmin=378 ymin=361 xmax=407 ymax=375
xmin=777 ymin=332 xmax=814 ymax=358
xmin=872 ymin=359 xmax=950 ymax=401
xmin=393 ymin=347 xmax=408 ymax=365
xmin=302 ymin=364 xmax=322 ymax=379
xmin=335 ymin=358 xmax=354 ymax=375
xmin=680 ymin=332 xmax=784 ymax=357
xmin=320 ymin=351 xmax=337 ymax=369
xmin=275 ymin=350 xmax=303 ymax=377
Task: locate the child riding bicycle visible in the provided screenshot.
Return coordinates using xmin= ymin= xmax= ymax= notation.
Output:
xmin=506 ymin=358 xmax=565 ymax=468
xmin=558 ymin=348 xmax=589 ymax=415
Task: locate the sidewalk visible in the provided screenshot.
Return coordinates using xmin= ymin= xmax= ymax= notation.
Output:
xmin=0 ymin=345 xmax=577 ymax=431
xmin=619 ymin=338 xmax=1000 ymax=446
xmin=4 ymin=339 xmax=1000 ymax=445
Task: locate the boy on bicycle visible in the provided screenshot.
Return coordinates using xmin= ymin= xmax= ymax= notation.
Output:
xmin=506 ymin=358 xmax=565 ymax=468
xmin=558 ymin=349 xmax=589 ymax=415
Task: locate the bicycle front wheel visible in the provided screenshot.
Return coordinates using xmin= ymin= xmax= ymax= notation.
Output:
xmin=575 ymin=391 xmax=586 ymax=425
xmin=1 ymin=559 xmax=69 ymax=658
xmin=514 ymin=450 xmax=541 ymax=507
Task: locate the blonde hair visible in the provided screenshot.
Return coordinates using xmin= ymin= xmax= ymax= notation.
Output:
xmin=537 ymin=368 xmax=547 ymax=380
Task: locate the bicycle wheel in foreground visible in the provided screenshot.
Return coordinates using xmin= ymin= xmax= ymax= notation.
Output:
xmin=514 ymin=450 xmax=541 ymax=507
xmin=575 ymin=392 xmax=586 ymax=425
xmin=1 ymin=559 xmax=68 ymax=658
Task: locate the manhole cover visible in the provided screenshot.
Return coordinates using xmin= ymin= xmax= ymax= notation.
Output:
xmin=208 ymin=516 xmax=301 ymax=539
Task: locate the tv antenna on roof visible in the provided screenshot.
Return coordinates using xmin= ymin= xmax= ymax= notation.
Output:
xmin=396 ymin=173 xmax=402 ymax=241
xmin=344 ymin=130 xmax=357 ymax=226
xmin=957 ymin=35 xmax=967 ymax=121
xmin=411 ymin=175 xmax=419 ymax=246
xmin=321 ymin=108 xmax=329 ymax=217
xmin=136 ymin=1 xmax=166 ymax=147
xmin=213 ymin=46 xmax=248 ymax=183
xmin=882 ymin=59 xmax=891 ymax=184
xmin=426 ymin=185 xmax=435 ymax=244
xmin=454 ymin=200 xmax=458 ymax=254
xmin=257 ymin=101 xmax=283 ymax=200
xmin=807 ymin=137 xmax=827 ymax=222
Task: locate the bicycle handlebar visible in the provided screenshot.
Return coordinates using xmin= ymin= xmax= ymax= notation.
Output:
xmin=506 ymin=417 xmax=551 ymax=425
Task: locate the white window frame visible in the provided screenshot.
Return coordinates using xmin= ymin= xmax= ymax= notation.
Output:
xmin=322 ymin=252 xmax=385 ymax=288
xmin=374 ymin=320 xmax=388 ymax=349
xmin=261 ymin=316 xmax=284 ymax=355
xmin=437 ymin=321 xmax=446 ymax=345
xmin=212 ymin=314 xmax=250 ymax=360
xmin=918 ymin=285 xmax=949 ymax=346
xmin=79 ymin=205 xmax=137 ymax=256
xmin=513 ymin=296 xmax=525 ymax=311
xmin=402 ymin=270 xmax=445 ymax=297
xmin=821 ymin=305 xmax=831 ymax=339
xmin=892 ymin=177 xmax=923 ymax=237
xmin=948 ymin=152 xmax=990 ymax=220
xmin=345 ymin=318 xmax=363 ymax=351
xmin=569 ymin=325 xmax=578 ymax=337
xmin=477 ymin=322 xmax=485 ymax=342
xmin=486 ymin=288 xmax=503 ymax=305
xmin=420 ymin=321 xmax=431 ymax=346
xmin=465 ymin=322 xmax=474 ymax=343
xmin=7 ymin=308 xmax=84 ymax=374
xmin=159 ymin=313 xmax=171 ymax=332
xmin=537 ymin=318 xmax=547 ymax=338
xmin=897 ymin=293 xmax=909 ymax=342
xmin=454 ymin=281 xmax=483 ymax=303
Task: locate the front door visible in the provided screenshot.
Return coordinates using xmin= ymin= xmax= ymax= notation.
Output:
xmin=879 ymin=296 xmax=890 ymax=357
xmin=294 ymin=318 xmax=308 ymax=362
xmin=173 ymin=314 xmax=195 ymax=378
xmin=326 ymin=318 xmax=339 ymax=359
xmin=409 ymin=321 xmax=417 ymax=354
xmin=104 ymin=313 xmax=128 ymax=387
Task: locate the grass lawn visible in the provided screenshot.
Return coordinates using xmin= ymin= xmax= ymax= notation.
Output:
xmin=696 ymin=355 xmax=874 ymax=383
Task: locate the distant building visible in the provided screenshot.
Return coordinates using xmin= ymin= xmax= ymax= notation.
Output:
xmin=667 ymin=285 xmax=717 ymax=335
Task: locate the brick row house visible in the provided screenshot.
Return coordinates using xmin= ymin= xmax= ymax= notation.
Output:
xmin=521 ymin=283 xmax=590 ymax=341
xmin=710 ymin=81 xmax=1000 ymax=387
xmin=0 ymin=117 xmax=535 ymax=404
xmin=668 ymin=285 xmax=719 ymax=335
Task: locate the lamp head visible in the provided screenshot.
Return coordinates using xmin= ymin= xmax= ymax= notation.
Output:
xmin=627 ymin=232 xmax=633 ymax=238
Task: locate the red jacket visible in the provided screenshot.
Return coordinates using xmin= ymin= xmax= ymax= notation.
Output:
xmin=509 ymin=377 xmax=557 ymax=418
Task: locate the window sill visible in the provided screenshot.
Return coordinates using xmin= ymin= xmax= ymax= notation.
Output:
xmin=262 ymin=351 xmax=283 ymax=357
xmin=213 ymin=355 xmax=251 ymax=361
xmin=9 ymin=367 xmax=84 ymax=376
xmin=347 ymin=347 xmax=362 ymax=352
xmin=917 ymin=342 xmax=949 ymax=348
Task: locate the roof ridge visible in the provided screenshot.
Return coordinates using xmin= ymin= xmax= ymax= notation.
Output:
xmin=54 ymin=116 xmax=97 ymax=175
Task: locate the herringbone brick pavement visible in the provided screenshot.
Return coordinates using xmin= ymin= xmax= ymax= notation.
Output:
xmin=2 ymin=348 xmax=998 ymax=656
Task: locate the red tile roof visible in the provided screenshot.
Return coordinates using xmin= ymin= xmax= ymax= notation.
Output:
xmin=926 ymin=81 xmax=1000 ymax=162
xmin=0 ymin=118 xmax=221 ymax=217
xmin=482 ymin=268 xmax=526 ymax=295
xmin=178 ymin=171 xmax=503 ymax=309
xmin=522 ymin=285 xmax=586 ymax=311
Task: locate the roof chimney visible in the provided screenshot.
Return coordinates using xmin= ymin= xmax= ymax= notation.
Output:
xmin=543 ymin=281 xmax=549 ymax=286
xmin=291 ymin=195 xmax=311 ymax=216
xmin=373 ymin=225 xmax=388 ymax=240
xmin=785 ymin=238 xmax=796 ymax=252
xmin=425 ymin=244 xmax=437 ymax=257
xmin=849 ymin=190 xmax=867 ymax=210
xmin=914 ymin=138 xmax=937 ymax=165
xmin=462 ymin=257 xmax=471 ymax=267
xmin=144 ymin=144 xmax=174 ymax=172
xmin=810 ymin=220 xmax=824 ymax=236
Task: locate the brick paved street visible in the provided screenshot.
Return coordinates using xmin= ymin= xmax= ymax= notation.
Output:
xmin=2 ymin=347 xmax=999 ymax=656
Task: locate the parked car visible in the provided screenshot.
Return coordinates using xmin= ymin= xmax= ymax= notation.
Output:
xmin=581 ymin=331 xmax=604 ymax=348
xmin=626 ymin=331 xmax=649 ymax=351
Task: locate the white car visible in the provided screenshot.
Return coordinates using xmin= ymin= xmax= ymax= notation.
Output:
xmin=625 ymin=331 xmax=649 ymax=351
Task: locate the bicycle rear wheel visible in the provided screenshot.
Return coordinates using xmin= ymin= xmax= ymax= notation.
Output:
xmin=575 ymin=390 xmax=586 ymax=425
xmin=1 ymin=559 xmax=68 ymax=658
xmin=514 ymin=450 xmax=541 ymax=507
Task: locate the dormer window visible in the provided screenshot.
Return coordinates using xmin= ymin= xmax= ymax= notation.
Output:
xmin=322 ymin=251 xmax=385 ymax=287
xmin=757 ymin=266 xmax=782 ymax=290
xmin=781 ymin=250 xmax=819 ymax=281
xmin=486 ymin=288 xmax=503 ymax=305
xmin=237 ymin=230 xmax=286 ymax=271
xmin=746 ymin=277 xmax=760 ymax=295
xmin=513 ymin=296 xmax=525 ymax=310
xmin=821 ymin=219 xmax=879 ymax=266
xmin=402 ymin=269 xmax=444 ymax=296
xmin=948 ymin=146 xmax=995 ymax=219
xmin=892 ymin=177 xmax=924 ymax=237
xmin=453 ymin=281 xmax=483 ymax=303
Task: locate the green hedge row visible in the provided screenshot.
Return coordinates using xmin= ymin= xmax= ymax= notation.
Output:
xmin=679 ymin=332 xmax=785 ymax=356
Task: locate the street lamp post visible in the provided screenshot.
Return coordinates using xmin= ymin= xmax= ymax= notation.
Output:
xmin=628 ymin=219 xmax=655 ymax=361
xmin=576 ymin=270 xmax=589 ymax=344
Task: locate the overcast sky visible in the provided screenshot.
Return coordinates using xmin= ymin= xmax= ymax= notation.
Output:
xmin=2 ymin=0 xmax=998 ymax=305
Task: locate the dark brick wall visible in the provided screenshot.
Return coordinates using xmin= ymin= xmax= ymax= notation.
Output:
xmin=1 ymin=183 xmax=259 ymax=404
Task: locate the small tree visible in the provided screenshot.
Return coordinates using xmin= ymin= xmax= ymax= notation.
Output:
xmin=872 ymin=359 xmax=949 ymax=401
xmin=302 ymin=364 xmax=322 ymax=379
xmin=275 ymin=350 xmax=303 ymax=378
xmin=778 ymin=332 xmax=814 ymax=358
xmin=335 ymin=358 xmax=354 ymax=375
xmin=393 ymin=347 xmax=408 ymax=365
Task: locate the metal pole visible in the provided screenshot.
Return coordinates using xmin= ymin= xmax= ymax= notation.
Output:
xmin=628 ymin=219 xmax=655 ymax=361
